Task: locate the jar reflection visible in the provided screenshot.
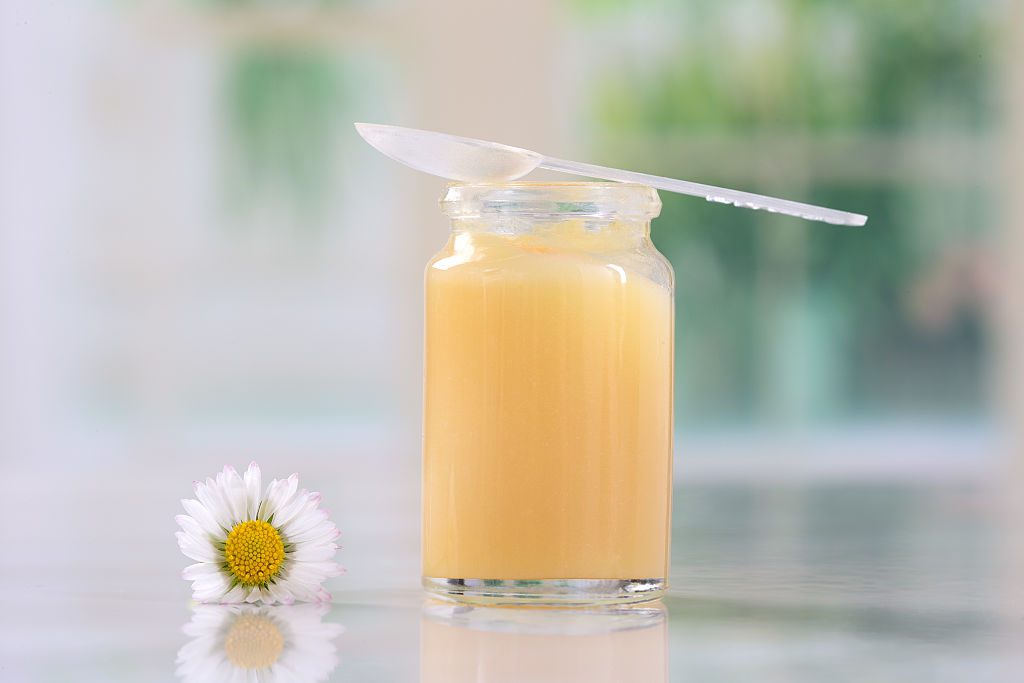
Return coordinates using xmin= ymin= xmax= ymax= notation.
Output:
xmin=420 ymin=601 xmax=667 ymax=683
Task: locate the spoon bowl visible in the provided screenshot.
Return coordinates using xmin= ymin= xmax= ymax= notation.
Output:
xmin=355 ymin=123 xmax=542 ymax=182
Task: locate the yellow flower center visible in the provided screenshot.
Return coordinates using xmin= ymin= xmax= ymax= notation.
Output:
xmin=224 ymin=520 xmax=285 ymax=587
xmin=223 ymin=613 xmax=284 ymax=669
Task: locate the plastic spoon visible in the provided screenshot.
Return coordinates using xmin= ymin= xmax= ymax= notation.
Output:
xmin=354 ymin=122 xmax=867 ymax=227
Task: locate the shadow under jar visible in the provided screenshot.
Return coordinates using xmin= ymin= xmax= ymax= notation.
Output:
xmin=423 ymin=182 xmax=674 ymax=605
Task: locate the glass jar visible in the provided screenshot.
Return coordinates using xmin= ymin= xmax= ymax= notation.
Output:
xmin=422 ymin=182 xmax=674 ymax=605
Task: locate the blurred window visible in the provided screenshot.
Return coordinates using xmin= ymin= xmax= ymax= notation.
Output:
xmin=565 ymin=0 xmax=1004 ymax=429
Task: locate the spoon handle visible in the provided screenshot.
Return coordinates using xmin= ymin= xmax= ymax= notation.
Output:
xmin=539 ymin=157 xmax=867 ymax=227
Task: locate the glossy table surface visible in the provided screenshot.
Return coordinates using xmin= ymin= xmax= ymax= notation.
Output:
xmin=3 ymin=456 xmax=1023 ymax=682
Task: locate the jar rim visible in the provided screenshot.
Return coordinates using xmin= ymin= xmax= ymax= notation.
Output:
xmin=440 ymin=181 xmax=662 ymax=220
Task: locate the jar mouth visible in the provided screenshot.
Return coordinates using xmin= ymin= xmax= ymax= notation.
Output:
xmin=440 ymin=182 xmax=662 ymax=220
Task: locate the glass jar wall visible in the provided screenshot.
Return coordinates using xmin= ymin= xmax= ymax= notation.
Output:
xmin=423 ymin=182 xmax=674 ymax=605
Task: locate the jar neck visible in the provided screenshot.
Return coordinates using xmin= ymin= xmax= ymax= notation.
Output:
xmin=441 ymin=182 xmax=660 ymax=253
xmin=449 ymin=215 xmax=651 ymax=251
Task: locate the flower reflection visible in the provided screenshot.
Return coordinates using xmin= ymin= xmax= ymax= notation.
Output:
xmin=177 ymin=603 xmax=343 ymax=683
xmin=420 ymin=601 xmax=667 ymax=683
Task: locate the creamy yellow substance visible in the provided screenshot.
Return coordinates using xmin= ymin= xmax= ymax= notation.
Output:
xmin=423 ymin=221 xmax=673 ymax=580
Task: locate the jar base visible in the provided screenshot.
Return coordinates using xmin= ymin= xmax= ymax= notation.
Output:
xmin=422 ymin=577 xmax=666 ymax=607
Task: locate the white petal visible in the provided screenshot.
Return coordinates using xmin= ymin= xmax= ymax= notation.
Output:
xmin=275 ymin=492 xmax=321 ymax=532
xmin=280 ymin=577 xmax=320 ymax=603
xmin=214 ymin=658 xmax=240 ymax=683
xmin=191 ymin=572 xmax=228 ymax=595
xmin=273 ymin=658 xmax=311 ymax=683
xmin=181 ymin=499 xmax=224 ymax=537
xmin=243 ymin=462 xmax=262 ymax=520
xmin=263 ymin=474 xmax=298 ymax=522
xmin=175 ymin=635 xmax=214 ymax=663
xmin=259 ymin=478 xmax=285 ymax=520
xmin=231 ymin=585 xmax=256 ymax=604
xmin=276 ymin=565 xmax=313 ymax=586
xmin=174 ymin=527 xmax=212 ymax=553
xmin=194 ymin=480 xmax=234 ymax=530
xmin=279 ymin=562 xmax=341 ymax=600
xmin=290 ymin=543 xmax=338 ymax=563
xmin=177 ymin=532 xmax=219 ymax=563
xmin=303 ymin=561 xmax=344 ymax=578
xmin=192 ymin=574 xmax=230 ymax=602
xmin=208 ymin=472 xmax=233 ymax=522
xmin=267 ymin=582 xmax=295 ymax=605
xmin=182 ymin=562 xmax=221 ymax=580
xmin=287 ymin=521 xmax=339 ymax=546
xmin=183 ymin=605 xmax=230 ymax=635
xmin=227 ymin=664 xmax=249 ymax=683
xmin=213 ymin=466 xmax=246 ymax=525
xmin=283 ymin=565 xmax=326 ymax=585
xmin=221 ymin=585 xmax=247 ymax=604
xmin=279 ymin=504 xmax=325 ymax=537
xmin=175 ymin=514 xmax=207 ymax=541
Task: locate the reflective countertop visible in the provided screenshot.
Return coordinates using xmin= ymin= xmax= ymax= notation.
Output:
xmin=2 ymin=455 xmax=1023 ymax=682
xmin=4 ymin=583 xmax=1022 ymax=682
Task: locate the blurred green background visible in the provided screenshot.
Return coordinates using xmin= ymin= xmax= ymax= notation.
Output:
xmin=2 ymin=0 xmax=1021 ymax=614
xmin=589 ymin=0 xmax=999 ymax=428
xmin=183 ymin=0 xmax=1008 ymax=432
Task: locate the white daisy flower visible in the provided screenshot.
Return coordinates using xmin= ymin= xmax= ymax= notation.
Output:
xmin=176 ymin=463 xmax=342 ymax=604
xmin=176 ymin=603 xmax=344 ymax=683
